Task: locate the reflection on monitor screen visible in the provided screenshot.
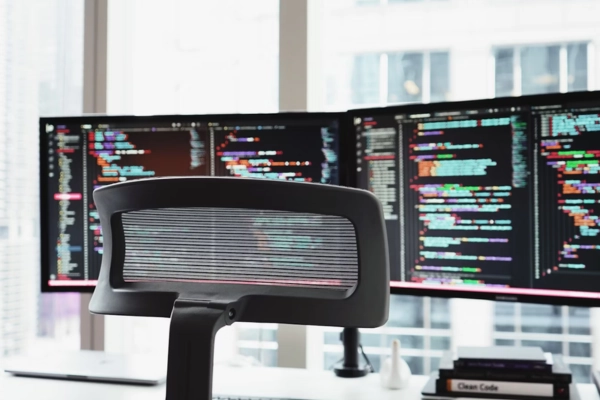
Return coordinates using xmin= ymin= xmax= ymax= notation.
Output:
xmin=353 ymin=92 xmax=600 ymax=304
xmin=42 ymin=114 xmax=340 ymax=291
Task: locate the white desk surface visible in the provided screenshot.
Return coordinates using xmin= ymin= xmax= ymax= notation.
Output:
xmin=1 ymin=366 xmax=597 ymax=400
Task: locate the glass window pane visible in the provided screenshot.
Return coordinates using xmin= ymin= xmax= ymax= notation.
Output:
xmin=430 ymin=357 xmax=441 ymax=372
xmin=324 ymin=331 xmax=341 ymax=345
xmin=570 ymin=364 xmax=591 ymax=384
xmin=521 ymin=340 xmax=562 ymax=354
xmin=238 ymin=327 xmax=277 ymax=343
xmin=360 ymin=333 xmax=386 ymax=347
xmin=430 ymin=52 xmax=450 ymax=103
xmin=521 ymin=304 xmax=562 ymax=334
xmin=495 ymin=339 xmax=516 ymax=347
xmin=388 ymin=52 xmax=423 ymax=104
xmin=431 ymin=336 xmax=451 ymax=350
xmin=387 ymin=335 xmax=424 ymax=349
xmin=495 ymin=48 xmax=514 ymax=97
xmin=431 ymin=297 xmax=451 ymax=329
xmin=239 ymin=348 xmax=277 ymax=367
xmin=1 ymin=0 xmax=83 ymax=359
xmin=569 ymin=342 xmax=591 ymax=358
xmin=404 ymin=356 xmax=424 ymax=375
xmin=567 ymin=43 xmax=588 ymax=92
xmin=388 ymin=295 xmax=424 ymax=327
xmin=569 ymin=307 xmax=591 ymax=335
xmin=351 ymin=54 xmax=380 ymax=105
xmin=521 ymin=45 xmax=560 ymax=95
xmin=494 ymin=302 xmax=515 ymax=332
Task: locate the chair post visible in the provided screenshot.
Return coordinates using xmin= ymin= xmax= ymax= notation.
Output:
xmin=166 ymin=299 xmax=230 ymax=400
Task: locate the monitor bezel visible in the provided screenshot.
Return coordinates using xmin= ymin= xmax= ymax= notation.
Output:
xmin=347 ymin=90 xmax=600 ymax=307
xmin=40 ymin=112 xmax=348 ymax=293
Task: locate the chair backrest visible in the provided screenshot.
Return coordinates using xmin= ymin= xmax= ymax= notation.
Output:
xmin=90 ymin=177 xmax=389 ymax=328
xmin=89 ymin=177 xmax=389 ymax=400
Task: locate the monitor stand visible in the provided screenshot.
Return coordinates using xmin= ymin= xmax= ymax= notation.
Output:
xmin=333 ymin=328 xmax=372 ymax=378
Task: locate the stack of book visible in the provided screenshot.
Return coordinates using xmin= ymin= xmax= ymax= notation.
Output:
xmin=429 ymin=346 xmax=574 ymax=399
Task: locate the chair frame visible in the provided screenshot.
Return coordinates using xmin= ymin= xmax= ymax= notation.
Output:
xmin=90 ymin=177 xmax=389 ymax=400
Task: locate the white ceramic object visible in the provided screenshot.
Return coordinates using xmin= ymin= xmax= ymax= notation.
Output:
xmin=380 ymin=339 xmax=412 ymax=390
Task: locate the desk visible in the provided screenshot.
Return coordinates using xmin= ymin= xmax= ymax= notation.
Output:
xmin=1 ymin=366 xmax=598 ymax=400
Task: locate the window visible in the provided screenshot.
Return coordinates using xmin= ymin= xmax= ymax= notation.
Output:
xmin=106 ymin=0 xmax=280 ymax=366
xmin=311 ymin=0 xmax=600 ymax=379
xmin=494 ymin=43 xmax=590 ymax=97
xmin=0 ymin=0 xmax=83 ymax=360
xmin=3 ymin=0 xmax=599 ymax=374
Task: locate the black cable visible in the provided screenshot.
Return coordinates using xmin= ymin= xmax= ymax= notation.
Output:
xmin=359 ymin=344 xmax=375 ymax=373
xmin=329 ymin=356 xmax=344 ymax=370
xmin=329 ymin=337 xmax=374 ymax=373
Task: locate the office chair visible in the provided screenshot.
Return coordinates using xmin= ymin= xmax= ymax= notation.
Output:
xmin=89 ymin=177 xmax=389 ymax=400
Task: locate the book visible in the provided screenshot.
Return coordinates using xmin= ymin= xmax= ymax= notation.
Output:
xmin=422 ymin=373 xmax=581 ymax=400
xmin=457 ymin=346 xmax=547 ymax=363
xmin=455 ymin=347 xmax=552 ymax=373
xmin=439 ymin=351 xmax=572 ymax=384
xmin=436 ymin=378 xmax=569 ymax=399
xmin=454 ymin=360 xmax=553 ymax=372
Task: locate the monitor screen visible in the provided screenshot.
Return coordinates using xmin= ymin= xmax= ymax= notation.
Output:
xmin=41 ymin=113 xmax=342 ymax=292
xmin=352 ymin=91 xmax=600 ymax=305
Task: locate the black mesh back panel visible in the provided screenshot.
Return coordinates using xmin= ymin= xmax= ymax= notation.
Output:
xmin=121 ymin=207 xmax=358 ymax=290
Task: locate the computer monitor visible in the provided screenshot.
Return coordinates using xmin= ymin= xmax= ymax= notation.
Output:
xmin=41 ymin=113 xmax=345 ymax=292
xmin=352 ymin=91 xmax=600 ymax=306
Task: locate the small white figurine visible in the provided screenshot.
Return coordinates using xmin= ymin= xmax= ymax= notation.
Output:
xmin=380 ymin=339 xmax=412 ymax=390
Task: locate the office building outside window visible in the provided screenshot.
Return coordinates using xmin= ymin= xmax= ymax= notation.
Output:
xmin=343 ymin=51 xmax=450 ymax=108
xmin=493 ymin=43 xmax=590 ymax=97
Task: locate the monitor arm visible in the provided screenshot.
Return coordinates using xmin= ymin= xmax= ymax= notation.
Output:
xmin=166 ymin=299 xmax=238 ymax=400
xmin=333 ymin=327 xmax=372 ymax=378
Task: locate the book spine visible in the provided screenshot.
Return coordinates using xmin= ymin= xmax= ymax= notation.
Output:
xmin=455 ymin=360 xmax=552 ymax=372
xmin=438 ymin=369 xmax=571 ymax=384
xmin=438 ymin=379 xmax=569 ymax=399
